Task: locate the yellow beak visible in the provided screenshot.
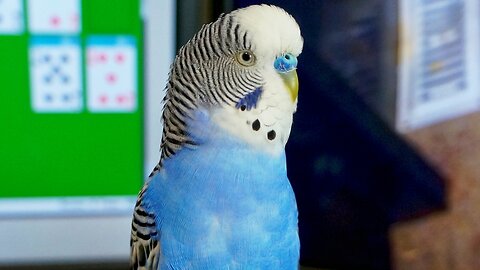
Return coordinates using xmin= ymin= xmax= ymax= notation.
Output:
xmin=279 ymin=69 xmax=298 ymax=102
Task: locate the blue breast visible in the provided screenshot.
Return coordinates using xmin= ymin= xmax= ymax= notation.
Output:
xmin=144 ymin=110 xmax=299 ymax=269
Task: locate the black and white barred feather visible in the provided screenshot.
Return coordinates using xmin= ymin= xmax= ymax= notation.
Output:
xmin=130 ymin=184 xmax=160 ymax=270
xmin=149 ymin=12 xmax=264 ymax=176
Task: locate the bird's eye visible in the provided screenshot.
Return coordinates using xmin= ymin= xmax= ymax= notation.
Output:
xmin=236 ymin=50 xmax=256 ymax=67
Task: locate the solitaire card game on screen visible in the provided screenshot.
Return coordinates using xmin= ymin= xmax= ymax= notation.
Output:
xmin=0 ymin=0 xmax=144 ymax=200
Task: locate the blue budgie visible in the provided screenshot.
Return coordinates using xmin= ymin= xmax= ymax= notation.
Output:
xmin=130 ymin=4 xmax=303 ymax=270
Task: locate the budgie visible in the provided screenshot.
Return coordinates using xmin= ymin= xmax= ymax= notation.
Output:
xmin=130 ymin=4 xmax=303 ymax=270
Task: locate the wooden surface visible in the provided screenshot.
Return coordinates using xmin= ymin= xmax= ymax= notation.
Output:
xmin=391 ymin=112 xmax=480 ymax=270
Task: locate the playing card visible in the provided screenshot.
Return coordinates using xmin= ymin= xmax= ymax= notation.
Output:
xmin=86 ymin=36 xmax=138 ymax=113
xmin=27 ymin=0 xmax=81 ymax=34
xmin=29 ymin=36 xmax=83 ymax=113
xmin=0 ymin=0 xmax=24 ymax=34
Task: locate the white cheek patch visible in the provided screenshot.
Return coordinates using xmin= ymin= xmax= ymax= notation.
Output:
xmin=210 ymin=70 xmax=295 ymax=154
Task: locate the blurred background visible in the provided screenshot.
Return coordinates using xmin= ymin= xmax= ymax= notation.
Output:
xmin=0 ymin=0 xmax=479 ymax=269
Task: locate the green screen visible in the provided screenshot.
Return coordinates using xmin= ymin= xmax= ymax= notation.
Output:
xmin=0 ymin=0 xmax=144 ymax=198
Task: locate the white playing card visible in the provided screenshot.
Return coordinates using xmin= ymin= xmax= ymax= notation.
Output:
xmin=29 ymin=36 xmax=83 ymax=113
xmin=0 ymin=0 xmax=24 ymax=34
xmin=27 ymin=0 xmax=81 ymax=34
xmin=87 ymin=36 xmax=138 ymax=113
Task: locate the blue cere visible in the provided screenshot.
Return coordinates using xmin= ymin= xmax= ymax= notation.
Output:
xmin=274 ymin=53 xmax=297 ymax=73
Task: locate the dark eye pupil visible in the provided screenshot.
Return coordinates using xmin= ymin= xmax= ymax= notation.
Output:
xmin=285 ymin=54 xmax=290 ymax=60
xmin=242 ymin=52 xmax=251 ymax=62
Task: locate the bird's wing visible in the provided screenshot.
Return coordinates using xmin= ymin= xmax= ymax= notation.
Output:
xmin=130 ymin=186 xmax=161 ymax=270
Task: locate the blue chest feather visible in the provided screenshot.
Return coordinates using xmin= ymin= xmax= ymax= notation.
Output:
xmin=144 ymin=110 xmax=299 ymax=269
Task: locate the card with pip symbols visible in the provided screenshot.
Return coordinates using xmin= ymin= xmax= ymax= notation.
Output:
xmin=27 ymin=0 xmax=81 ymax=34
xmin=29 ymin=36 xmax=83 ymax=113
xmin=0 ymin=0 xmax=24 ymax=34
xmin=86 ymin=36 xmax=138 ymax=113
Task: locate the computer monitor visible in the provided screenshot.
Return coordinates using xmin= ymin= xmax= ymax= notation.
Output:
xmin=0 ymin=0 xmax=175 ymax=265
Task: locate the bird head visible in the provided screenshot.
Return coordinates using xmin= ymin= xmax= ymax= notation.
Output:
xmin=159 ymin=5 xmax=303 ymax=163
xmin=232 ymin=5 xmax=303 ymax=103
